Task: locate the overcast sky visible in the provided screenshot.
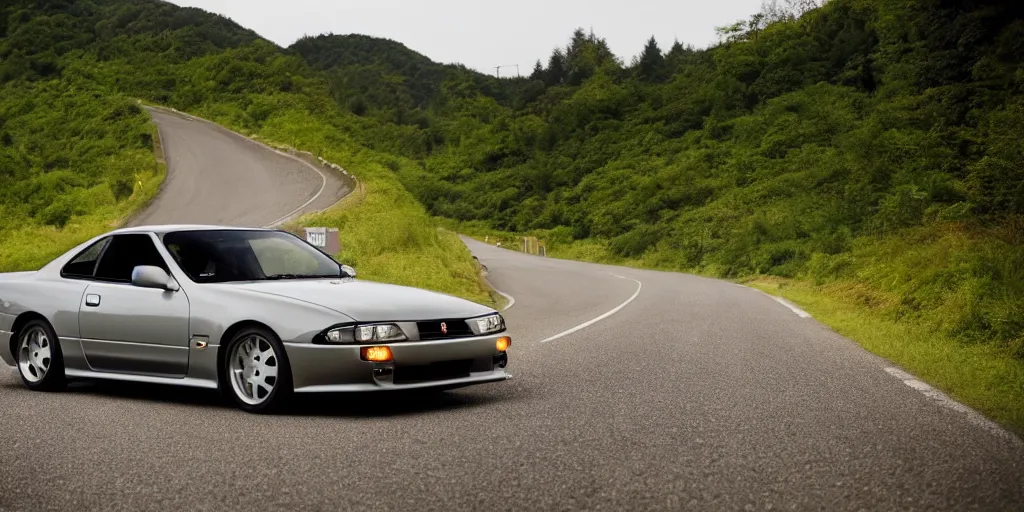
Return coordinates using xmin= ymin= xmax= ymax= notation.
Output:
xmin=167 ymin=0 xmax=766 ymax=75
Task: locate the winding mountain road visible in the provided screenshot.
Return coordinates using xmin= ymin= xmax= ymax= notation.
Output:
xmin=129 ymin=106 xmax=353 ymax=228
xmin=1 ymin=109 xmax=1022 ymax=511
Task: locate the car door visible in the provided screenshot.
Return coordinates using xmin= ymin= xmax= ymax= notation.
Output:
xmin=78 ymin=233 xmax=191 ymax=377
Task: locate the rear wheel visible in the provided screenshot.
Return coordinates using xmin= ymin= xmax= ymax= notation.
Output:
xmin=222 ymin=326 xmax=292 ymax=413
xmin=16 ymin=319 xmax=66 ymax=392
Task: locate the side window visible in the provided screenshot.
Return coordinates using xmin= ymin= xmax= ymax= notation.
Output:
xmin=165 ymin=240 xmax=229 ymax=282
xmin=93 ymin=234 xmax=170 ymax=283
xmin=61 ymin=237 xmax=111 ymax=279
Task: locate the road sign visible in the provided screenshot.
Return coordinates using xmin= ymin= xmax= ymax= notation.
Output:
xmin=304 ymin=227 xmax=340 ymax=255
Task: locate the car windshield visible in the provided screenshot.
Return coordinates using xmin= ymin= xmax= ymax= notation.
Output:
xmin=162 ymin=229 xmax=344 ymax=283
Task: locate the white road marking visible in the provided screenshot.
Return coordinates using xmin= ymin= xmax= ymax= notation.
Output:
xmin=259 ymin=147 xmax=328 ymax=228
xmin=474 ymin=255 xmax=515 ymax=311
xmin=729 ymin=281 xmax=812 ymax=319
xmin=883 ymin=367 xmax=1022 ymax=445
xmin=770 ymin=296 xmax=812 ymax=318
xmin=539 ymin=274 xmax=643 ymax=344
xmin=497 ymin=289 xmax=516 ymax=311
xmin=883 ymin=367 xmax=915 ymax=380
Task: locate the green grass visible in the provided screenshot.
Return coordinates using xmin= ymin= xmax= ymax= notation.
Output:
xmin=0 ymin=161 xmax=165 ymax=272
xmin=0 ymin=92 xmax=165 ymax=273
xmin=746 ymin=277 xmax=1024 ymax=436
xmin=290 ymin=160 xmax=496 ymax=307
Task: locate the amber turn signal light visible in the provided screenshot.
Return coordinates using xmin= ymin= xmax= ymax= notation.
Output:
xmin=496 ymin=336 xmax=511 ymax=352
xmin=360 ymin=346 xmax=393 ymax=362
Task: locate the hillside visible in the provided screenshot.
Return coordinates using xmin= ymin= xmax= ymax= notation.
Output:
xmin=289 ymin=32 xmax=539 ymax=111
xmin=288 ymin=33 xmax=547 ymax=158
xmin=0 ymin=0 xmax=494 ymax=305
xmin=293 ymin=0 xmax=1024 ymax=359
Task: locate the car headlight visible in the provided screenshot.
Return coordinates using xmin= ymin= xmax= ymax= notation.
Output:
xmin=355 ymin=323 xmax=407 ymax=342
xmin=322 ymin=324 xmax=407 ymax=344
xmin=474 ymin=313 xmax=505 ymax=335
xmin=324 ymin=326 xmax=355 ymax=344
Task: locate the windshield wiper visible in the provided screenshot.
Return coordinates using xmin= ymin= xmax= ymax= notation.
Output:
xmin=263 ymin=273 xmax=338 ymax=280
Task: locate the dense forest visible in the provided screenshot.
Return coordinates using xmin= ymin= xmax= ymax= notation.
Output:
xmin=1 ymin=0 xmax=1022 ymax=360
xmin=292 ymin=0 xmax=1024 ymax=358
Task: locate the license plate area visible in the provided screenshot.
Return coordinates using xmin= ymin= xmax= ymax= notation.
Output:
xmin=393 ymin=359 xmax=473 ymax=384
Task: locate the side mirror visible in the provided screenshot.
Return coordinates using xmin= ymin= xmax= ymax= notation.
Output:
xmin=341 ymin=264 xmax=356 ymax=278
xmin=132 ymin=265 xmax=180 ymax=291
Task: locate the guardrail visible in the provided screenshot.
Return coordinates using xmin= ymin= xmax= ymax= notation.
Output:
xmin=522 ymin=236 xmax=547 ymax=256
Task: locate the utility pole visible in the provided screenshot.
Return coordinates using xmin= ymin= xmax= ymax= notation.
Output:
xmin=494 ymin=64 xmax=520 ymax=78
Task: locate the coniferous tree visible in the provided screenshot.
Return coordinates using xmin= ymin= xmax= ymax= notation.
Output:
xmin=667 ymin=39 xmax=685 ymax=57
xmin=545 ymin=49 xmax=566 ymax=86
xmin=665 ymin=38 xmax=696 ymax=75
xmin=530 ymin=59 xmax=544 ymax=82
xmin=636 ymin=35 xmax=665 ymax=82
xmin=565 ymin=28 xmax=588 ymax=66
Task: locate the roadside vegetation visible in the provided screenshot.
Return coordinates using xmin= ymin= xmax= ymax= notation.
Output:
xmin=0 ymin=77 xmax=163 ymax=272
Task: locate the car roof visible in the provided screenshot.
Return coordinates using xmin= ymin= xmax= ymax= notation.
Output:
xmin=107 ymin=224 xmax=276 ymax=235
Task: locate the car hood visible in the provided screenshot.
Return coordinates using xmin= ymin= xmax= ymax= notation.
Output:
xmin=230 ymin=278 xmax=494 ymax=322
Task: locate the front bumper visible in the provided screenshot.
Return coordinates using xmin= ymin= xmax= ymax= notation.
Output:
xmin=284 ymin=333 xmax=511 ymax=393
xmin=0 ymin=330 xmax=14 ymax=367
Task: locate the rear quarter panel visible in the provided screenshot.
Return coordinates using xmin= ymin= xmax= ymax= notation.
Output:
xmin=0 ymin=232 xmax=104 ymax=337
xmin=0 ymin=274 xmax=90 ymax=338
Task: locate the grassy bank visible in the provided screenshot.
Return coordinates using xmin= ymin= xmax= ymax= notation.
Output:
xmin=447 ymin=219 xmax=1024 ymax=435
xmin=747 ymin=277 xmax=1024 ymax=436
xmin=0 ymin=80 xmax=165 ymax=272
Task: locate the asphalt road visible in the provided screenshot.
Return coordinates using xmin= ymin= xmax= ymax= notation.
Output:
xmin=2 ymin=113 xmax=1023 ymax=511
xmin=128 ymin=106 xmax=352 ymax=228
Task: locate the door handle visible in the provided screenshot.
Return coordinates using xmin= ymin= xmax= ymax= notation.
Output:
xmin=85 ymin=294 xmax=101 ymax=307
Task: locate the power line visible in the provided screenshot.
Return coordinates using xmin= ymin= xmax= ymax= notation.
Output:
xmin=494 ymin=64 xmax=520 ymax=78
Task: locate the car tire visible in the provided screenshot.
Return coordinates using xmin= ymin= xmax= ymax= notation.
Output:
xmin=221 ymin=326 xmax=293 ymax=414
xmin=16 ymin=318 xmax=66 ymax=392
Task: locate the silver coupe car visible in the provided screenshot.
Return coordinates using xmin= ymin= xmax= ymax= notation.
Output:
xmin=0 ymin=225 xmax=512 ymax=413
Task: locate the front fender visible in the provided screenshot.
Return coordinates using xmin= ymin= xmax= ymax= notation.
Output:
xmin=184 ymin=285 xmax=354 ymax=346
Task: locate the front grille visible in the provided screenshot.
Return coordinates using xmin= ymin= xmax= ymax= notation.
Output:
xmin=416 ymin=319 xmax=473 ymax=340
xmin=394 ymin=360 xmax=473 ymax=384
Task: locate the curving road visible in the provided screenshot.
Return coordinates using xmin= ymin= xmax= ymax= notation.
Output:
xmin=129 ymin=106 xmax=353 ymax=228
xmin=2 ymin=111 xmax=1023 ymax=511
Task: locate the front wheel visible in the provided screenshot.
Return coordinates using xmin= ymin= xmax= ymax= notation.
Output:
xmin=222 ymin=326 xmax=292 ymax=413
xmin=16 ymin=319 xmax=66 ymax=392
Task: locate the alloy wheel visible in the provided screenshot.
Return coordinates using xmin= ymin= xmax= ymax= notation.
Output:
xmin=18 ymin=326 xmax=51 ymax=384
xmin=228 ymin=334 xmax=279 ymax=405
